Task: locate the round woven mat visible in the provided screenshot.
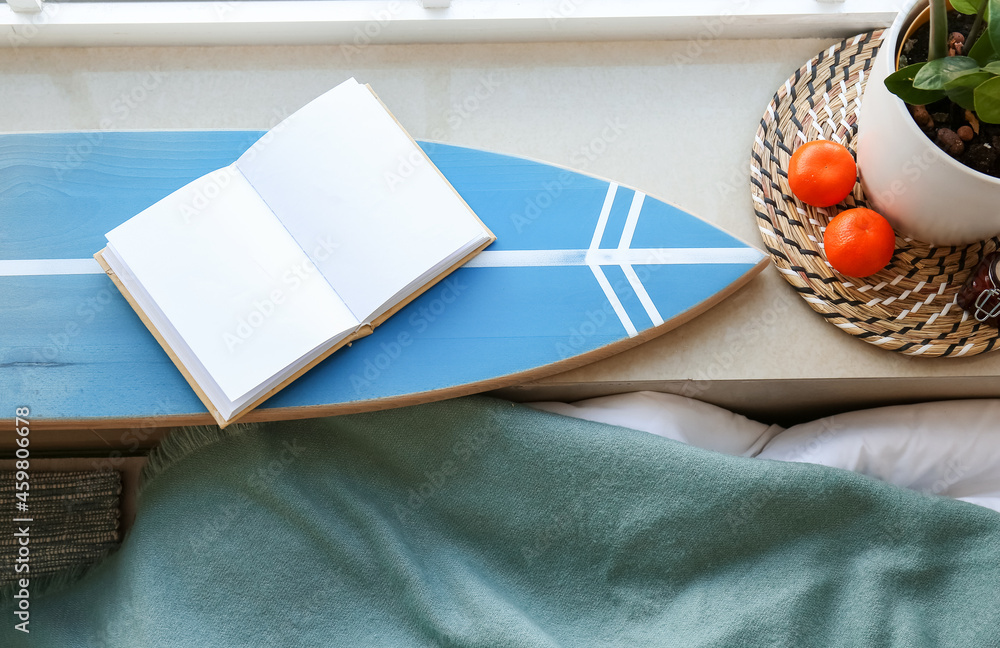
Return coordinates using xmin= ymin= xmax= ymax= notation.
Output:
xmin=750 ymin=31 xmax=1000 ymax=357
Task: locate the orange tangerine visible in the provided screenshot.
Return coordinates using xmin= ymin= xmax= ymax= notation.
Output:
xmin=788 ymin=140 xmax=858 ymax=208
xmin=823 ymin=207 xmax=896 ymax=278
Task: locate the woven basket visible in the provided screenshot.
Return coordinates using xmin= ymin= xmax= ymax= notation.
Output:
xmin=750 ymin=31 xmax=1000 ymax=357
xmin=0 ymin=471 xmax=121 ymax=584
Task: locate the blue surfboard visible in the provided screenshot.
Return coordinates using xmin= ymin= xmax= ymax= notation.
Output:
xmin=0 ymin=132 xmax=767 ymax=428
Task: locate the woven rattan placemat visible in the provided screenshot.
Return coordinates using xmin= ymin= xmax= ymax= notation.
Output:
xmin=0 ymin=471 xmax=121 ymax=585
xmin=750 ymin=31 xmax=1000 ymax=357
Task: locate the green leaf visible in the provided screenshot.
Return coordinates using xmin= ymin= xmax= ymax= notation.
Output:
xmin=985 ymin=61 xmax=1000 ymax=74
xmin=989 ymin=0 xmax=1000 ymax=60
xmin=913 ymin=56 xmax=981 ymax=89
xmin=974 ymin=75 xmax=1000 ymax=121
xmin=969 ymin=25 xmax=999 ymax=64
xmin=885 ymin=63 xmax=948 ymax=104
xmin=952 ymin=0 xmax=981 ymax=14
xmin=946 ymin=71 xmax=994 ymax=110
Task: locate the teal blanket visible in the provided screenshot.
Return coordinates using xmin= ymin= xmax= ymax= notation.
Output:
xmin=4 ymin=396 xmax=1000 ymax=646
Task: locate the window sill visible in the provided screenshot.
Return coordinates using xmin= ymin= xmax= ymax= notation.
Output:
xmin=1 ymin=0 xmax=898 ymax=48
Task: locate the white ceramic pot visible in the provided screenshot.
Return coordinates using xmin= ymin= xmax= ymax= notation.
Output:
xmin=857 ymin=0 xmax=1000 ymax=245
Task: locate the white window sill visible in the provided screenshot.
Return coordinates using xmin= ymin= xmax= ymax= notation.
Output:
xmin=1 ymin=0 xmax=899 ymax=48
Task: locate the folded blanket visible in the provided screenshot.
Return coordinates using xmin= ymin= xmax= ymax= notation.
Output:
xmin=4 ymin=396 xmax=1000 ymax=646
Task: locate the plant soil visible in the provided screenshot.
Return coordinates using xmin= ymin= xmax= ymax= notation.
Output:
xmin=897 ymin=11 xmax=1000 ymax=179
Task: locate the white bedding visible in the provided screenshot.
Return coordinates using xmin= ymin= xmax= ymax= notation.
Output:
xmin=529 ymin=392 xmax=1000 ymax=513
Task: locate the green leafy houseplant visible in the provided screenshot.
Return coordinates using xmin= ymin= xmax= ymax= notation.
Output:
xmin=885 ymin=0 xmax=1000 ymax=122
xmin=856 ymin=0 xmax=1000 ymax=245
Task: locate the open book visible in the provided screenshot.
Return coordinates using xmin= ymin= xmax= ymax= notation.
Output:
xmin=95 ymin=78 xmax=495 ymax=427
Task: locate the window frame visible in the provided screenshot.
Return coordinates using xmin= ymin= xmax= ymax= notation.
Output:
xmin=2 ymin=0 xmax=900 ymax=48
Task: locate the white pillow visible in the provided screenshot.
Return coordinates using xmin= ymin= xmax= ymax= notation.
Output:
xmin=530 ymin=392 xmax=1000 ymax=512
xmin=757 ymin=399 xmax=1000 ymax=509
xmin=528 ymin=391 xmax=783 ymax=457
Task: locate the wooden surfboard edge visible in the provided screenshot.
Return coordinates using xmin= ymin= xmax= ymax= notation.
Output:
xmin=240 ymin=253 xmax=770 ymax=422
xmin=35 ymin=254 xmax=768 ymax=431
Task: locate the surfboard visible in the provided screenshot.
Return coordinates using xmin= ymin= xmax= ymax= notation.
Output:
xmin=0 ymin=132 xmax=767 ymax=428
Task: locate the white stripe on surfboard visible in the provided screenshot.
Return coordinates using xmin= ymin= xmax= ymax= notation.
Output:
xmin=621 ymin=264 xmax=664 ymax=327
xmin=0 ymin=247 xmax=764 ymax=276
xmin=463 ymin=248 xmax=764 ymax=267
xmin=615 ymin=191 xmax=664 ymax=327
xmin=588 ymin=182 xmax=618 ymax=251
xmin=588 ymin=265 xmax=638 ymax=338
xmin=0 ymin=258 xmax=104 ymax=276
xmin=617 ymin=191 xmax=645 ymax=251
xmin=587 ymin=182 xmax=637 ymax=337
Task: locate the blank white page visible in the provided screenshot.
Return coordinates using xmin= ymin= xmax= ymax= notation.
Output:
xmin=236 ymin=78 xmax=489 ymax=321
xmin=105 ymin=166 xmax=359 ymax=402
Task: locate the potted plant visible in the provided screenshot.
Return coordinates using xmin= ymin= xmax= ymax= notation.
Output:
xmin=857 ymin=0 xmax=1000 ymax=245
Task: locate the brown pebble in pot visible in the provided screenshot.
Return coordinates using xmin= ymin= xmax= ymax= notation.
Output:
xmin=936 ymin=128 xmax=965 ymax=158
xmin=910 ymin=104 xmax=934 ymax=130
xmin=948 ymin=32 xmax=965 ymax=56
xmin=958 ymin=125 xmax=975 ymax=141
